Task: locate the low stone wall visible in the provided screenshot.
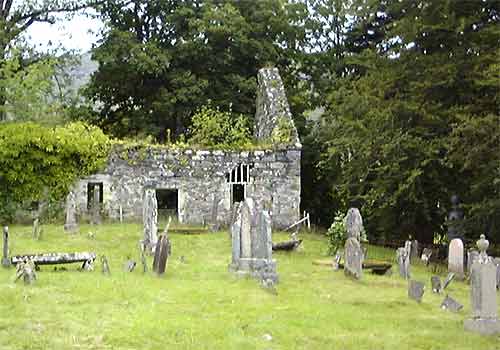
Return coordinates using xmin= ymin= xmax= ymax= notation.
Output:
xmin=73 ymin=145 xmax=301 ymax=229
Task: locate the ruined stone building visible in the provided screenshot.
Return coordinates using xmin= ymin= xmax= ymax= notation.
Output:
xmin=72 ymin=68 xmax=301 ymax=228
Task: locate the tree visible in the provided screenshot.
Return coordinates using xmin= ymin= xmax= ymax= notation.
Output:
xmin=311 ymin=0 xmax=500 ymax=243
xmin=0 ymin=0 xmax=103 ymax=120
xmin=84 ymin=0 xmax=309 ymax=141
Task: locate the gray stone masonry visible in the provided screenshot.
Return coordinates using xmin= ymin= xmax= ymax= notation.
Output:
xmin=70 ymin=68 xmax=301 ymax=229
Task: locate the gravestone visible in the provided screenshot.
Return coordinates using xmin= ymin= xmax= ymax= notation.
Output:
xmin=431 ymin=276 xmax=442 ymax=293
xmin=344 ymin=208 xmax=363 ymax=241
xmin=441 ymin=295 xmax=463 ymax=313
xmin=140 ymin=247 xmax=148 ymax=273
xmin=396 ymin=246 xmax=410 ymax=279
xmin=32 ymin=217 xmax=41 ymax=240
xmin=448 ymin=238 xmax=464 ymax=280
xmin=229 ymin=197 xmax=278 ymax=286
xmin=101 ymin=255 xmax=111 ymax=275
xmin=467 ymin=249 xmax=479 ymax=277
xmin=90 ymin=186 xmax=102 ymax=225
xmin=464 ymin=235 xmax=500 ymax=335
xmin=15 ymin=258 xmax=37 ymax=284
xmin=152 ymin=234 xmax=171 ymax=276
xmin=142 ymin=187 xmax=158 ymax=254
xmin=64 ymin=191 xmax=79 ymax=233
xmin=408 ymin=280 xmax=425 ymax=303
xmin=410 ymin=240 xmax=419 ymax=263
xmin=494 ymin=258 xmax=500 ymax=290
xmin=344 ymin=237 xmax=363 ymax=280
xmin=421 ymin=247 xmax=433 ymax=265
xmin=442 ymin=272 xmax=455 ymax=290
xmin=2 ymin=226 xmax=10 ymax=267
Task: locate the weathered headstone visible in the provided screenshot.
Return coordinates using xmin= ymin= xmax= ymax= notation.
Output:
xmin=344 ymin=208 xmax=363 ymax=241
xmin=64 ymin=190 xmax=79 ymax=233
xmin=2 ymin=226 xmax=10 ymax=267
xmin=441 ymin=295 xmax=463 ymax=313
xmin=32 ymin=217 xmax=41 ymax=240
xmin=448 ymin=238 xmax=464 ymax=280
xmin=408 ymin=280 xmax=425 ymax=303
xmin=442 ymin=272 xmax=455 ymax=290
xmin=396 ymin=247 xmax=410 ymax=279
xmin=152 ymin=234 xmax=171 ymax=276
xmin=229 ymin=197 xmax=278 ymax=286
xmin=142 ymin=187 xmax=158 ymax=254
xmin=344 ymin=237 xmax=363 ymax=280
xmin=421 ymin=247 xmax=433 ymax=266
xmin=431 ymin=276 xmax=442 ymax=293
xmin=410 ymin=240 xmax=419 ymax=263
xmin=90 ymin=186 xmax=102 ymax=225
xmin=467 ymin=249 xmax=479 ymax=277
xmin=464 ymin=235 xmax=500 ymax=335
xmin=101 ymin=255 xmax=111 ymax=275
xmin=15 ymin=258 xmax=37 ymax=284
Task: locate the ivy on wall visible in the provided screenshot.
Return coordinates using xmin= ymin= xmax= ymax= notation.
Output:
xmin=0 ymin=122 xmax=111 ymax=223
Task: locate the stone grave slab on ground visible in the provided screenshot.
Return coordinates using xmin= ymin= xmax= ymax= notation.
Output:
xmin=441 ymin=295 xmax=463 ymax=313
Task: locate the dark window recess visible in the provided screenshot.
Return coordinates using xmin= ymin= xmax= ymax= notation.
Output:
xmin=232 ymin=184 xmax=245 ymax=203
xmin=87 ymin=182 xmax=103 ymax=209
xmin=156 ymin=189 xmax=178 ymax=218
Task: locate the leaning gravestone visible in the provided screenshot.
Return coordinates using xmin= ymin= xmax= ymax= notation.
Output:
xmin=152 ymin=234 xmax=171 ymax=276
xmin=229 ymin=197 xmax=278 ymax=286
xmin=464 ymin=235 xmax=500 ymax=335
xmin=408 ymin=280 xmax=425 ymax=303
xmin=441 ymin=295 xmax=463 ymax=313
xmin=448 ymin=238 xmax=465 ymax=280
xmin=396 ymin=246 xmax=410 ymax=279
xmin=344 ymin=208 xmax=363 ymax=241
xmin=2 ymin=226 xmax=10 ymax=267
xmin=442 ymin=272 xmax=455 ymax=291
xmin=64 ymin=190 xmax=79 ymax=233
xmin=142 ymin=187 xmax=158 ymax=254
xmin=344 ymin=237 xmax=363 ymax=280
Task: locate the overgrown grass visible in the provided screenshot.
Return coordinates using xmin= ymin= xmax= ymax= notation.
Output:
xmin=0 ymin=223 xmax=498 ymax=349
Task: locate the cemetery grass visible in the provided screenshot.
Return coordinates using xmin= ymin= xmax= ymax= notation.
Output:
xmin=1 ymin=223 xmax=499 ymax=350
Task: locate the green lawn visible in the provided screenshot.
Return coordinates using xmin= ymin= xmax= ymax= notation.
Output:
xmin=0 ymin=223 xmax=498 ymax=350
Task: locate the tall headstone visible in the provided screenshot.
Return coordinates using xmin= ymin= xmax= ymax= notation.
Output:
xmin=344 ymin=237 xmax=363 ymax=280
xmin=448 ymin=238 xmax=465 ymax=280
xmin=467 ymin=249 xmax=479 ymax=277
xmin=90 ymin=186 xmax=102 ymax=225
xmin=153 ymin=220 xmax=172 ymax=276
xmin=229 ymin=197 xmax=278 ymax=286
xmin=344 ymin=208 xmax=363 ymax=241
xmin=464 ymin=235 xmax=500 ymax=335
xmin=64 ymin=190 xmax=79 ymax=233
xmin=2 ymin=226 xmax=10 ymax=267
xmin=410 ymin=240 xmax=419 ymax=263
xmin=142 ymin=187 xmax=158 ymax=254
xmin=396 ymin=245 xmax=410 ymax=279
xmin=32 ymin=217 xmax=41 ymax=240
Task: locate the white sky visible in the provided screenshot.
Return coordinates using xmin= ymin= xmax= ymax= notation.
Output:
xmin=25 ymin=13 xmax=104 ymax=53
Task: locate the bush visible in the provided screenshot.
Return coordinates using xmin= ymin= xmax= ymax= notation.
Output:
xmin=326 ymin=212 xmax=346 ymax=256
xmin=188 ymin=105 xmax=252 ymax=148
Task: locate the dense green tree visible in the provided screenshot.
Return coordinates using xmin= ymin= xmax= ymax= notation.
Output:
xmin=312 ymin=0 xmax=500 ymax=243
xmin=85 ymin=0 xmax=309 ymax=140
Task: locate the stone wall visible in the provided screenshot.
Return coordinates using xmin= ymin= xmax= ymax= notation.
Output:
xmin=73 ymin=145 xmax=301 ymax=228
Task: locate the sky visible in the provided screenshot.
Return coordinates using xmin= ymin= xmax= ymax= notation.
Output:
xmin=25 ymin=13 xmax=104 ymax=53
